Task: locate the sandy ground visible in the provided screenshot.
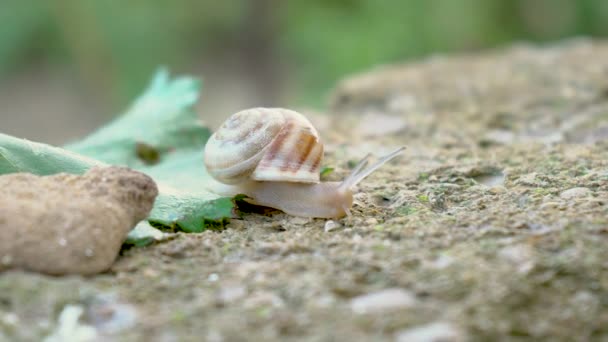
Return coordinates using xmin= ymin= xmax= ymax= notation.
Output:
xmin=2 ymin=39 xmax=608 ymax=341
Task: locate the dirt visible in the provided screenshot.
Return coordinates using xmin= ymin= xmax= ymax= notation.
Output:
xmin=2 ymin=39 xmax=608 ymax=341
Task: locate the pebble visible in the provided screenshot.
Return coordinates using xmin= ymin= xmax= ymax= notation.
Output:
xmin=481 ymin=129 xmax=515 ymax=146
xmin=312 ymin=294 xmax=336 ymax=308
xmin=560 ymin=187 xmax=591 ymax=199
xmin=0 ymin=167 xmax=158 ymax=275
xmin=289 ymin=217 xmax=312 ymax=225
xmin=227 ymin=220 xmax=245 ymax=230
xmin=350 ymin=288 xmax=416 ymax=314
xmin=580 ymin=199 xmax=605 ymax=209
xmin=427 ymin=254 xmax=454 ymax=269
xmin=243 ymin=291 xmax=285 ymax=309
xmin=364 ymin=218 xmax=379 ymax=226
xmin=44 ymin=305 xmax=97 ymax=342
xmin=324 ymin=220 xmax=341 ymax=232
xmin=489 ymin=185 xmax=507 ymax=194
xmin=1 ymin=312 xmax=19 ymax=326
xmin=498 ymin=244 xmax=535 ymax=274
xmin=395 ymin=322 xmax=464 ymax=342
xmin=206 ymin=330 xmax=224 ymax=342
xmin=516 ymin=173 xmax=542 ymax=186
xmin=216 ymin=286 xmax=247 ymax=306
xmin=539 ymin=201 xmax=563 ymax=210
xmin=87 ymin=297 xmax=138 ymax=334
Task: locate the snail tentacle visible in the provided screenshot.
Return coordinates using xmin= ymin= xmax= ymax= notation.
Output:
xmin=339 ymin=147 xmax=406 ymax=191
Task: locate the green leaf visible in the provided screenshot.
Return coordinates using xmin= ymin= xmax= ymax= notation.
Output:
xmin=320 ymin=166 xmax=334 ymax=177
xmin=66 ymin=68 xmax=210 ymax=167
xmin=0 ymin=133 xmax=102 ymax=175
xmin=0 ymin=69 xmax=236 ymax=244
xmin=138 ymin=149 xmax=236 ymax=233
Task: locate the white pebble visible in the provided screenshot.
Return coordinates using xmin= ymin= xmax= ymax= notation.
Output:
xmin=498 ymin=245 xmax=535 ymax=274
xmin=217 ymin=286 xmax=247 ymax=304
xmin=351 ymin=288 xmax=416 ymax=314
xmin=290 ymin=217 xmax=311 ymax=225
xmin=207 ymin=330 xmax=224 ymax=342
xmin=1 ymin=254 xmax=13 ymax=266
xmin=2 ymin=312 xmax=19 ymax=326
xmin=540 ymin=202 xmax=561 ymax=210
xmin=395 ymin=322 xmax=464 ymax=342
xmin=427 ymin=254 xmax=454 ymax=269
xmin=324 ymin=220 xmax=341 ymax=232
xmin=560 ymin=187 xmax=591 ymax=199
xmin=243 ymin=291 xmax=285 ymax=309
xmin=44 ymin=305 xmax=97 ymax=342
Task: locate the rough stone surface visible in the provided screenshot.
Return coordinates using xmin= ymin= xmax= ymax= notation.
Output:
xmin=2 ymin=40 xmax=608 ymax=341
xmin=330 ymin=39 xmax=608 ymax=148
xmin=0 ymin=167 xmax=157 ymax=275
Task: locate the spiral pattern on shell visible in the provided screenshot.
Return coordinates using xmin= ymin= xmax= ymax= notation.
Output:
xmin=204 ymin=108 xmax=324 ymax=185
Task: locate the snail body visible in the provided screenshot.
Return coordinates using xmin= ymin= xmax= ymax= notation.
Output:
xmin=204 ymin=108 xmax=404 ymax=219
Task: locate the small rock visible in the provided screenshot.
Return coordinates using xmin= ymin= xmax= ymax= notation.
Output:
xmin=540 ymin=201 xmax=562 ymax=210
xmin=498 ymin=244 xmax=535 ymax=274
xmin=86 ymin=296 xmax=138 ymax=335
xmin=395 ymin=322 xmax=464 ymax=342
xmin=488 ymin=186 xmax=506 ymax=195
xmin=516 ymin=173 xmax=541 ymax=186
xmin=324 ymin=220 xmax=341 ymax=232
xmin=580 ymin=199 xmax=605 ymax=209
xmin=289 ymin=217 xmax=311 ymax=225
xmin=206 ymin=330 xmax=224 ymax=342
xmin=427 ymin=254 xmax=454 ymax=269
xmin=560 ymin=187 xmax=591 ymax=199
xmin=498 ymin=244 xmax=532 ymax=263
xmin=312 ymin=294 xmax=336 ymax=308
xmin=227 ymin=220 xmax=245 ymax=230
xmin=0 ymin=167 xmax=158 ymax=275
xmin=142 ymin=268 xmax=160 ymax=278
xmin=350 ymin=288 xmax=416 ymax=314
xmin=243 ymin=291 xmax=285 ymax=309
xmin=388 ymin=94 xmax=417 ymax=112
xmin=159 ymin=238 xmax=198 ymax=258
xmin=480 ymin=129 xmax=515 ymax=146
xmin=44 ymin=305 xmax=97 ymax=342
xmin=1 ymin=312 xmax=19 ymax=327
xmin=216 ymin=286 xmax=247 ymax=306
xmin=364 ymin=217 xmax=378 ymax=226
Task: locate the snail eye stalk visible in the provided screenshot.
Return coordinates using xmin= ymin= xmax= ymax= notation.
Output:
xmin=339 ymin=147 xmax=406 ymax=191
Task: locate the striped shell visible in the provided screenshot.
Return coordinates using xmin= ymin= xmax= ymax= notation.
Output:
xmin=204 ymin=108 xmax=324 ymax=185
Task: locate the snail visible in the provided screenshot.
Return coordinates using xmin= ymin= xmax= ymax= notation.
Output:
xmin=204 ymin=108 xmax=405 ymax=219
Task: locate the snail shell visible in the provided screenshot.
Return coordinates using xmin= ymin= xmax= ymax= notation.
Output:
xmin=204 ymin=108 xmax=324 ymax=185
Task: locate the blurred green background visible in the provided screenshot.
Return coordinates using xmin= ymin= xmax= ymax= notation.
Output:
xmin=1 ymin=0 xmax=607 ymax=143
